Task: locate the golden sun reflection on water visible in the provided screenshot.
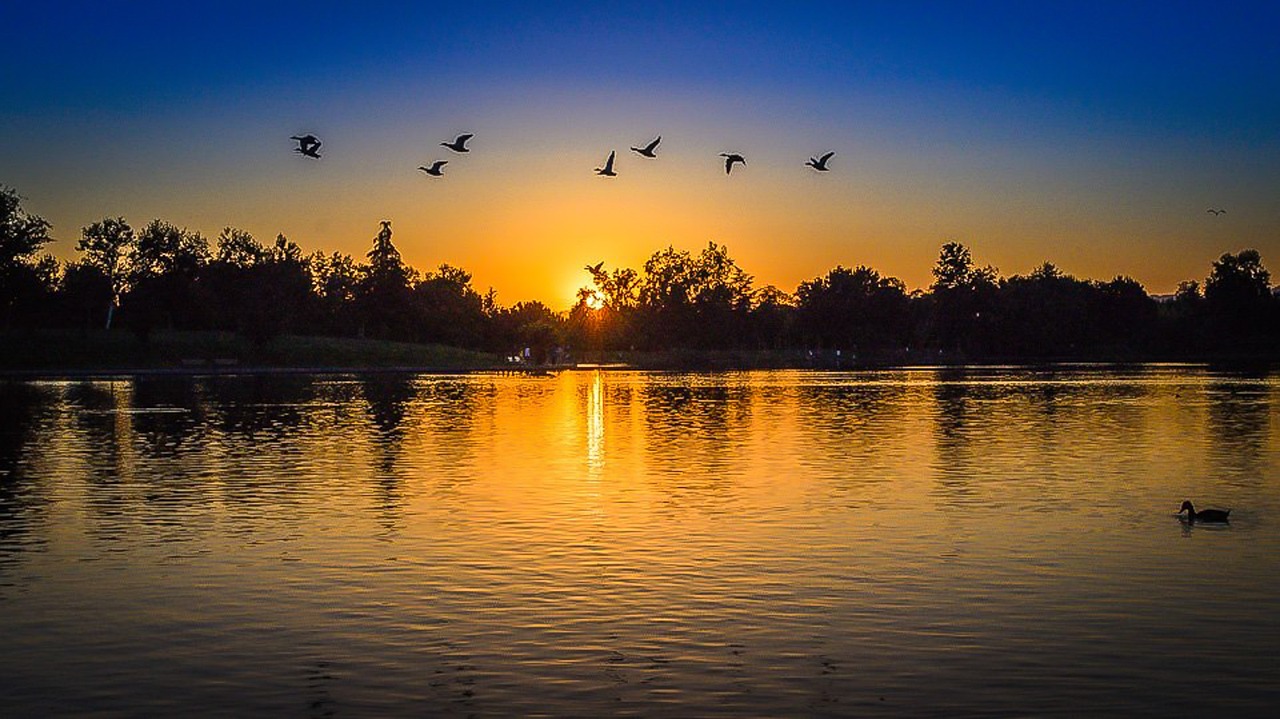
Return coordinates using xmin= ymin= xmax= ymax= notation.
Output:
xmin=586 ymin=370 xmax=604 ymax=476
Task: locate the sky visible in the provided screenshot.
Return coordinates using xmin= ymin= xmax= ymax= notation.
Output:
xmin=2 ymin=0 xmax=1278 ymax=308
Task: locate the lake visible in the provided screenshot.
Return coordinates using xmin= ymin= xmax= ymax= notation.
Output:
xmin=2 ymin=366 xmax=1278 ymax=716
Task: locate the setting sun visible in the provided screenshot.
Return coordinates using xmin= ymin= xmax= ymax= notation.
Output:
xmin=581 ymin=289 xmax=604 ymax=310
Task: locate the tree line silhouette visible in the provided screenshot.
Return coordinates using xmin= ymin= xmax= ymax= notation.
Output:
xmin=2 ymin=185 xmax=1277 ymax=363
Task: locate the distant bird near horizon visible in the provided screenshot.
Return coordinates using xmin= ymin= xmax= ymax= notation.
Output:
xmin=806 ymin=151 xmax=835 ymax=172
xmin=441 ymin=133 xmax=474 ymax=153
xmin=631 ymin=136 xmax=661 ymax=158
xmin=595 ymin=150 xmax=617 ymax=177
xmin=418 ymin=160 xmax=448 ymax=176
xmin=720 ymin=152 xmax=746 ymax=175
xmin=1207 ymin=207 xmax=1226 ymax=215
xmin=291 ymin=134 xmax=321 ymax=158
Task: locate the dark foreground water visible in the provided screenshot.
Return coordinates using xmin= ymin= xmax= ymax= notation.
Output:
xmin=1 ymin=366 xmax=1278 ymax=717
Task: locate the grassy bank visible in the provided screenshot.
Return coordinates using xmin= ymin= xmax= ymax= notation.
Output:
xmin=0 ymin=330 xmax=501 ymax=374
xmin=4 ymin=330 xmax=1275 ymax=376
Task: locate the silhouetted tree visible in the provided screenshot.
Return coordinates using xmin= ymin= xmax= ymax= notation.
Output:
xmin=130 ymin=219 xmax=209 ymax=279
xmin=59 ymin=260 xmax=113 ymax=331
xmin=750 ymin=285 xmax=796 ymax=350
xmin=310 ymin=251 xmax=362 ymax=336
xmin=796 ymin=265 xmax=909 ymax=354
xmin=1089 ymin=275 xmax=1158 ymax=351
xmin=927 ymin=242 xmax=999 ymax=354
xmin=688 ymin=242 xmax=754 ymax=348
xmin=996 ymin=263 xmax=1097 ymax=356
xmin=121 ymin=219 xmax=210 ymax=338
xmin=636 ymin=242 xmax=754 ymax=348
xmin=0 ymin=186 xmax=54 ymax=328
xmin=77 ymin=217 xmax=136 ymax=329
xmin=240 ymin=234 xmax=313 ymax=344
xmin=412 ymin=264 xmax=485 ymax=347
xmin=1204 ymin=249 xmax=1273 ymax=342
xmin=214 ymin=226 xmax=267 ymax=266
xmin=571 ymin=262 xmax=639 ymax=351
xmin=492 ymin=300 xmax=563 ymax=361
xmin=357 ymin=221 xmax=416 ymax=339
xmin=638 ymin=245 xmax=699 ymax=347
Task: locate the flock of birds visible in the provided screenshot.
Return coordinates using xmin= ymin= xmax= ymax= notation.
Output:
xmin=290 ymin=132 xmax=837 ymax=178
xmin=291 ymin=132 xmax=1228 ymax=218
xmin=290 ymin=132 xmax=1230 ymax=221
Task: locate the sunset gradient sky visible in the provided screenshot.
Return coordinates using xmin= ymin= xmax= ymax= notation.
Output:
xmin=2 ymin=1 xmax=1277 ymax=308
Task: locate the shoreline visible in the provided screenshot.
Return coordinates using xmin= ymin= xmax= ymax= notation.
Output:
xmin=4 ymin=356 xmax=1275 ymax=380
xmin=3 ymin=329 xmax=1275 ymax=379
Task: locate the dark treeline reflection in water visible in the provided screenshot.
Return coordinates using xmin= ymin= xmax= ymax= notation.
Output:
xmin=1 ymin=367 xmax=1278 ymax=716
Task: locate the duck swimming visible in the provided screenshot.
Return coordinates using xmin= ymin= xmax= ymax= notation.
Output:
xmin=1179 ymin=500 xmax=1231 ymax=523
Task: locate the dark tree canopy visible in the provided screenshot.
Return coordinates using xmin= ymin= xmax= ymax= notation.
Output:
xmin=0 ymin=186 xmax=52 ymax=270
xmin=77 ymin=217 xmax=135 ymax=328
xmin=0 ymin=187 xmax=54 ymax=328
xmin=0 ymin=181 xmax=1276 ymax=363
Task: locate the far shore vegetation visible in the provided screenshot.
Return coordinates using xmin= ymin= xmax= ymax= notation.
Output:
xmin=2 ymin=184 xmax=1277 ymax=373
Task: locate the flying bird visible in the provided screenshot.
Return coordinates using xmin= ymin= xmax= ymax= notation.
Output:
xmin=418 ymin=160 xmax=448 ymax=176
xmin=291 ymin=134 xmax=321 ymax=158
xmin=1206 ymin=208 xmax=1226 ymax=215
xmin=595 ymin=150 xmax=617 ymax=177
xmin=441 ymin=133 xmax=474 ymax=153
xmin=720 ymin=152 xmax=746 ymax=175
xmin=586 ymin=261 xmax=604 ymax=274
xmin=630 ymin=136 xmax=661 ymax=158
xmin=806 ymin=151 xmax=835 ymax=172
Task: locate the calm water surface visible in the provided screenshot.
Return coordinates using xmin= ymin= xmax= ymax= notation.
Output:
xmin=1 ymin=366 xmax=1278 ymax=716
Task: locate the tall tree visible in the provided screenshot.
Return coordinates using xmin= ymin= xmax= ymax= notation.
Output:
xmin=77 ymin=217 xmax=135 ymax=329
xmin=412 ymin=263 xmax=485 ymax=347
xmin=1204 ymin=249 xmax=1273 ymax=341
xmin=796 ymin=265 xmax=908 ymax=353
xmin=358 ymin=220 xmax=416 ymax=339
xmin=928 ymin=242 xmax=999 ymax=354
xmin=239 ymin=234 xmax=313 ymax=344
xmin=123 ymin=219 xmax=210 ymax=337
xmin=0 ymin=186 xmax=54 ymax=328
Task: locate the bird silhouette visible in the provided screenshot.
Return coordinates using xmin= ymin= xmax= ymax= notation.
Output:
xmin=1206 ymin=208 xmax=1226 ymax=215
xmin=720 ymin=153 xmax=746 ymax=175
xmin=291 ymin=134 xmax=322 ymax=158
xmin=595 ymin=150 xmax=617 ymax=177
xmin=586 ymin=261 xmax=604 ymax=274
xmin=441 ymin=133 xmax=474 ymax=153
xmin=806 ymin=151 xmax=835 ymax=171
xmin=631 ymin=136 xmax=661 ymax=158
xmin=418 ymin=160 xmax=448 ymax=176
